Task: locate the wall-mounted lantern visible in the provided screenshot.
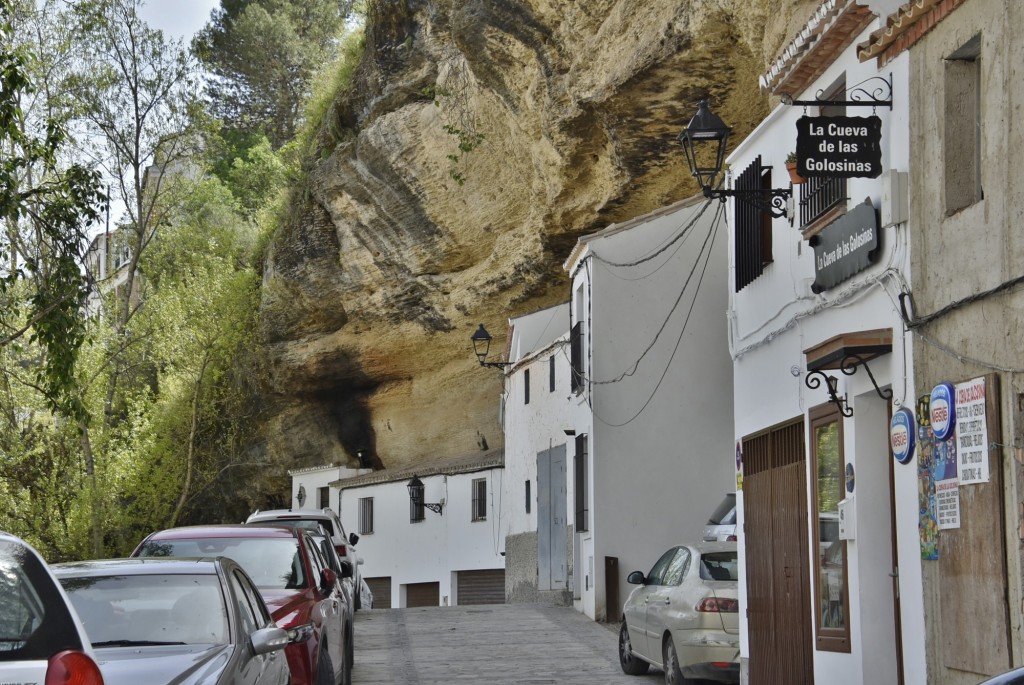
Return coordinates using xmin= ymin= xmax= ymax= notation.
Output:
xmin=678 ymin=100 xmax=792 ymax=218
xmin=407 ymin=475 xmax=444 ymax=515
xmin=471 ymin=324 xmax=511 ymax=369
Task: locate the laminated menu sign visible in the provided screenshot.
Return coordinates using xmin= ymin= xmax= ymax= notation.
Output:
xmin=954 ymin=377 xmax=990 ymax=484
xmin=936 ymin=479 xmax=960 ymax=529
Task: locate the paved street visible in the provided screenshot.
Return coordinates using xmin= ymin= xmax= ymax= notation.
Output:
xmin=351 ymin=604 xmax=665 ymax=684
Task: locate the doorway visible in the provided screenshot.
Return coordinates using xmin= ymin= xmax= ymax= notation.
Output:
xmin=537 ymin=444 xmax=568 ymax=591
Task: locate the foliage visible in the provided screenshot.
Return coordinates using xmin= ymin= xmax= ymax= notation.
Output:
xmin=293 ymin=28 xmax=365 ymax=156
xmin=194 ymin=0 xmax=352 ymax=149
xmin=0 ymin=0 xmax=106 ymax=418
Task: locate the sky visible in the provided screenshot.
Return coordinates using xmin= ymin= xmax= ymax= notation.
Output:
xmin=137 ymin=0 xmax=219 ymax=41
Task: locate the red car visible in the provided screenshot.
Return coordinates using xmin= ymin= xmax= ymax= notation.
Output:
xmin=132 ymin=525 xmax=351 ymax=685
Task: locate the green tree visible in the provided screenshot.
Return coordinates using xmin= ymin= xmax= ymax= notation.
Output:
xmin=194 ymin=0 xmax=350 ymax=148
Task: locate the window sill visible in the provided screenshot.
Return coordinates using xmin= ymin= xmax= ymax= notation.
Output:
xmin=800 ymin=203 xmax=848 ymax=240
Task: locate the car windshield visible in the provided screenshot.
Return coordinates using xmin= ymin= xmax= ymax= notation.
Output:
xmin=136 ymin=538 xmax=306 ymax=590
xmin=699 ymin=552 xmax=739 ymax=581
xmin=60 ymin=573 xmax=227 ymax=646
xmin=707 ymin=495 xmax=736 ymax=525
xmin=0 ymin=540 xmax=83 ymax=659
xmin=255 ymin=518 xmax=334 ymax=537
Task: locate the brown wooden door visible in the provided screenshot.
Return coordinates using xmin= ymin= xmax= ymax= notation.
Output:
xmin=456 ymin=570 xmax=505 ymax=605
xmin=745 ymin=420 xmax=814 ymax=685
xmin=365 ymin=577 xmax=392 ymax=609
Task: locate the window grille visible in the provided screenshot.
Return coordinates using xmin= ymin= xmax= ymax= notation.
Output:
xmin=471 ymin=479 xmax=487 ymax=521
xmin=574 ymin=435 xmax=589 ymax=532
xmin=359 ymin=497 xmax=374 ymax=534
xmin=570 ymin=321 xmax=583 ymax=394
xmin=734 ymin=156 xmax=774 ymax=291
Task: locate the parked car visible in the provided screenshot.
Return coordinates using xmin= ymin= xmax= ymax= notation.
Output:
xmin=132 ymin=524 xmax=351 ymax=685
xmin=0 ymin=531 xmax=105 ymax=685
xmin=702 ymin=494 xmax=737 ymax=542
xmin=979 ymin=666 xmax=1024 ymax=684
xmin=304 ymin=529 xmax=355 ymax=670
xmin=53 ymin=557 xmax=289 ymax=685
xmin=619 ymin=542 xmax=740 ymax=684
xmin=246 ymin=508 xmax=364 ymax=611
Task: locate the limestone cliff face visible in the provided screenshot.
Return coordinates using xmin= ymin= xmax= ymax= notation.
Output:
xmin=258 ymin=0 xmax=818 ymax=471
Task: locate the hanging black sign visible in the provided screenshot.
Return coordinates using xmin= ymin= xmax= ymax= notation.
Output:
xmin=796 ymin=115 xmax=882 ymax=178
xmin=810 ymin=200 xmax=880 ymax=293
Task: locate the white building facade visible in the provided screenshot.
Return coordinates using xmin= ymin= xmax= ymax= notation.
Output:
xmin=562 ymin=195 xmax=736 ymax=622
xmin=498 ymin=303 xmax=575 ymax=604
xmin=332 ymin=451 xmax=505 ymax=609
xmin=722 ymin=2 xmax=924 ymax=683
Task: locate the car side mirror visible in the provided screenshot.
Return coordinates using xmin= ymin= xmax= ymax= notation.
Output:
xmin=320 ymin=568 xmax=337 ymax=594
xmin=250 ymin=626 xmax=289 ymax=656
xmin=339 ymin=560 xmax=353 ymax=579
xmin=349 ymin=533 xmax=359 ymax=546
xmin=626 ymin=571 xmax=646 ymax=585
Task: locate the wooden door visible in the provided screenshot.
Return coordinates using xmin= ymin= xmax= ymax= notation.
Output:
xmin=406 ymin=582 xmax=439 ymax=607
xmin=745 ymin=420 xmax=814 ymax=685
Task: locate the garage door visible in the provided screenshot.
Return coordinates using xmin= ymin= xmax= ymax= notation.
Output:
xmin=456 ymin=569 xmax=505 ymax=605
xmin=406 ymin=582 xmax=439 ymax=607
xmin=364 ymin=577 xmax=391 ymax=609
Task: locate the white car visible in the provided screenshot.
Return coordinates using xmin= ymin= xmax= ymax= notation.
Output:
xmin=618 ymin=542 xmax=740 ymax=684
xmin=245 ymin=508 xmax=365 ymax=610
xmin=0 ymin=531 xmax=105 ymax=685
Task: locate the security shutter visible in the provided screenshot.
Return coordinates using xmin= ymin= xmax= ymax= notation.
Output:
xmin=406 ymin=582 xmax=439 ymax=607
xmin=365 ymin=577 xmax=391 ymax=609
xmin=456 ymin=569 xmax=505 ymax=605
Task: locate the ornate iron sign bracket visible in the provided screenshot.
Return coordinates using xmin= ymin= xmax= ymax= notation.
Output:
xmin=804 ymin=353 xmax=893 ymax=418
xmin=782 ymin=74 xmax=893 ymax=110
xmin=707 ymin=186 xmax=791 ymax=219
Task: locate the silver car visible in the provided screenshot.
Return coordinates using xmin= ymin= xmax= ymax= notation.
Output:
xmin=0 ymin=531 xmax=104 ymax=685
xmin=618 ymin=542 xmax=740 ymax=684
xmin=53 ymin=557 xmax=289 ymax=685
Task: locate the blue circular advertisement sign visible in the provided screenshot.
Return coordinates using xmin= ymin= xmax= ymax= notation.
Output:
xmin=890 ymin=407 xmax=916 ymax=464
xmin=930 ymin=382 xmax=956 ymax=441
xmin=845 ymin=463 xmax=855 ymax=493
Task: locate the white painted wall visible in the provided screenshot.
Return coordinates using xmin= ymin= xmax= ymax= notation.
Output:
xmin=727 ymin=24 xmax=925 ymax=685
xmin=566 ymin=197 xmax=735 ymax=621
xmin=289 ymin=465 xmax=367 ymax=515
xmin=338 ymin=468 xmax=505 ymax=608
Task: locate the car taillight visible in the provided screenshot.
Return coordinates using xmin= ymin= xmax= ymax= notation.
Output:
xmin=696 ymin=597 xmax=738 ymax=613
xmin=726 ymin=535 xmax=737 ymax=542
xmin=46 ymin=650 xmax=104 ymax=685
xmin=335 ymin=544 xmax=347 ymax=556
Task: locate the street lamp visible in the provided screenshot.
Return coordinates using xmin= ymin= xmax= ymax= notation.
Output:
xmin=678 ymin=100 xmax=792 ymax=218
xmin=471 ymin=324 xmax=510 ymax=369
xmin=407 ymin=475 xmax=444 ymax=515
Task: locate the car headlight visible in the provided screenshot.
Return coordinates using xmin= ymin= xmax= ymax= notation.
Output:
xmin=286 ymin=623 xmax=315 ymax=643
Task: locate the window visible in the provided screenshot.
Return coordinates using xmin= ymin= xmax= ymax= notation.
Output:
xmin=318 ymin=486 xmax=330 ymax=509
xmin=525 ymin=480 xmax=531 ymax=513
xmin=810 ymin=404 xmax=850 ymax=652
xmin=549 ymin=355 xmax=555 ymax=392
xmin=359 ymin=497 xmax=374 ymax=534
xmin=945 ymin=34 xmax=982 ymax=214
xmin=574 ymin=434 xmax=589 ymax=532
xmin=800 ymin=77 xmax=847 ymax=230
xmin=645 ymin=547 xmax=680 ymax=586
xmin=524 ymin=369 xmax=530 ymax=405
xmin=410 ymin=483 xmax=425 ymax=523
xmin=570 ymin=321 xmax=583 ymax=394
xmin=734 ymin=156 xmax=774 ymax=291
xmin=471 ymin=478 xmax=487 ymax=521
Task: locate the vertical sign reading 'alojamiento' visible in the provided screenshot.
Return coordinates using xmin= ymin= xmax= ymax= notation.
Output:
xmin=955 ymin=377 xmax=990 ymax=484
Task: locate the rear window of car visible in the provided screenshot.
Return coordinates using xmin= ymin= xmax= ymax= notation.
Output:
xmin=0 ymin=540 xmax=83 ymax=659
xmin=699 ymin=552 xmax=739 ymax=581
xmin=136 ymin=538 xmax=306 ymax=590
xmin=708 ymin=494 xmax=736 ymax=525
xmin=60 ymin=573 xmax=228 ymax=646
xmin=254 ymin=518 xmax=335 ymax=538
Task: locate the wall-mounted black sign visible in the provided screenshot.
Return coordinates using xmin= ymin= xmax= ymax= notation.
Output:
xmin=810 ymin=200 xmax=881 ymax=293
xmin=796 ymin=115 xmax=882 ymax=178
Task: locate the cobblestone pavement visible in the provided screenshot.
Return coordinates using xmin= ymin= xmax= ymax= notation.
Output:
xmin=350 ymin=604 xmax=665 ymax=684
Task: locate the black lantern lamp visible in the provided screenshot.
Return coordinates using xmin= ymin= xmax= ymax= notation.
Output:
xmin=678 ymin=100 xmax=792 ymax=219
xmin=407 ymin=475 xmax=444 ymax=515
xmin=471 ymin=324 xmax=510 ymax=369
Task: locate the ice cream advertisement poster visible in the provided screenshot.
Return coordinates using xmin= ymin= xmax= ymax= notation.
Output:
xmin=916 ymin=394 xmax=939 ymax=560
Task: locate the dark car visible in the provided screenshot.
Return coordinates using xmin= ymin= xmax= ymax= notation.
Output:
xmin=0 ymin=531 xmax=105 ymax=685
xmin=133 ymin=524 xmax=351 ymax=685
xmin=52 ymin=557 xmax=289 ymax=685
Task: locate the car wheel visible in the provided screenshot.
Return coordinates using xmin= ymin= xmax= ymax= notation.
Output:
xmin=316 ymin=647 xmax=335 ymax=685
xmin=663 ymin=637 xmax=686 ymax=685
xmin=343 ymin=627 xmax=353 ymax=685
xmin=618 ymin=622 xmax=650 ymax=675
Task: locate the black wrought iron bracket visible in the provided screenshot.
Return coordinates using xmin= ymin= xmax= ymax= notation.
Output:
xmin=805 ymin=369 xmax=852 ymax=417
xmin=423 ymin=502 xmax=444 ymax=515
xmin=478 ymin=360 xmax=511 ymax=370
xmin=704 ymin=186 xmax=792 ymax=219
xmin=782 ymin=74 xmax=893 ymax=110
xmin=805 ymin=353 xmax=893 ymax=417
